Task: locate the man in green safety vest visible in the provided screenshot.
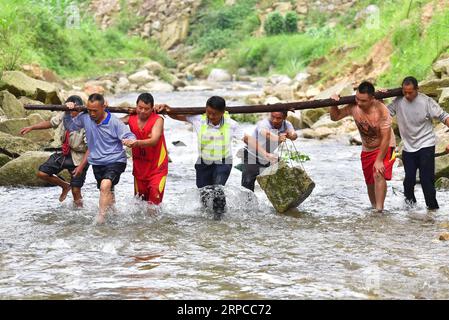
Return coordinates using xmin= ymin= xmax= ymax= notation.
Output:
xmin=156 ymin=96 xmax=243 ymax=219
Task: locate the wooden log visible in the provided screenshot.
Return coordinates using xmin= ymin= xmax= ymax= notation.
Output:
xmin=24 ymin=87 xmax=403 ymax=115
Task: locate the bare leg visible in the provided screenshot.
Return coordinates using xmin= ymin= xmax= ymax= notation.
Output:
xmin=72 ymin=187 xmax=83 ymax=208
xmin=374 ymin=173 xmax=387 ymax=212
xmin=97 ymin=179 xmax=113 ymax=224
xmin=366 ymin=184 xmax=376 ymax=209
xmin=37 ymin=171 xmax=71 ymax=202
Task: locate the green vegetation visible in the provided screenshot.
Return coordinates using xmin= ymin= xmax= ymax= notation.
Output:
xmin=264 ymin=12 xmax=285 ymax=35
xmin=284 ymin=11 xmax=299 ymax=34
xmin=187 ymin=0 xmax=259 ymax=56
xmin=0 ymin=0 xmax=174 ymax=77
xmin=189 ymin=0 xmax=449 ymax=86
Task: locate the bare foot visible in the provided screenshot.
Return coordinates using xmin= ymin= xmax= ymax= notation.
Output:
xmin=74 ymin=199 xmax=83 ymax=208
xmin=95 ymin=213 xmax=106 ymax=224
xmin=59 ymin=185 xmax=71 ymax=202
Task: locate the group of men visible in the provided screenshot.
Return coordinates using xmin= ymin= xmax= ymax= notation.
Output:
xmin=20 ymin=75 xmax=449 ymax=221
xmin=330 ymin=76 xmax=449 ymax=212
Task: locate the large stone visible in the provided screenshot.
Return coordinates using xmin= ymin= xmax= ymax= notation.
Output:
xmin=0 ymin=153 xmax=11 ymax=167
xmin=314 ymin=80 xmax=354 ymax=100
xmin=301 ymin=127 xmax=333 ymax=139
xmin=433 ymin=58 xmax=449 ymax=77
xmin=128 ymin=69 xmax=154 ymax=85
xmin=143 ymin=61 xmax=163 ymax=75
xmin=272 ymin=84 xmax=294 ymax=101
xmin=207 ymin=68 xmax=232 ymax=82
xmin=268 ymin=74 xmax=292 ymax=86
xmin=435 ymin=177 xmax=449 ymax=191
xmin=435 ymin=126 xmax=449 ymax=179
xmin=0 ymin=151 xmax=59 ymax=186
xmin=256 ymin=160 xmax=315 ymax=213
xmin=0 ymin=71 xmax=62 ymax=104
xmin=18 ymin=97 xmax=53 ymax=120
xmin=139 ymin=81 xmax=174 ymax=92
xmin=419 ymin=78 xmax=449 ymax=98
xmin=287 ymin=111 xmax=303 ymax=129
xmin=0 ymin=131 xmax=39 ymax=157
xmin=438 ymin=87 xmax=449 ymax=112
xmin=311 ymin=113 xmax=344 ymax=129
xmin=0 ymin=90 xmax=26 ymax=118
xmin=160 ymin=15 xmax=190 ymax=50
xmin=301 ymin=108 xmax=328 ymax=128
xmin=0 ymin=114 xmax=54 ymax=145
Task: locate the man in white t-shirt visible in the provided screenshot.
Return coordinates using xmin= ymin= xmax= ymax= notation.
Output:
xmin=242 ymin=111 xmax=298 ymax=191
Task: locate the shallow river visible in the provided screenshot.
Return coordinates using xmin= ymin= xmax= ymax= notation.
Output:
xmin=1 ymin=86 xmax=449 ymax=299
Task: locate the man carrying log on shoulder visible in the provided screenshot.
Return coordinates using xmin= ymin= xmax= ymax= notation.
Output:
xmin=155 ymin=96 xmax=243 ymax=220
xmin=20 ymin=95 xmax=89 ymax=207
xmin=330 ymin=81 xmax=396 ymax=213
xmin=64 ymin=93 xmax=136 ymax=224
xmin=241 ymin=111 xmax=298 ymax=192
xmin=121 ymin=93 xmax=169 ymax=209
xmin=386 ymin=76 xmax=449 ymax=210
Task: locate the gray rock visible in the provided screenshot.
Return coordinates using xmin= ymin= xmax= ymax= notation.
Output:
xmin=0 ymin=131 xmax=39 ymax=157
xmin=0 ymin=153 xmax=11 ymax=167
xmin=0 ymin=113 xmax=54 ymax=145
xmin=439 ymin=87 xmax=449 ymax=112
xmin=0 ymin=151 xmax=56 ymax=186
xmin=435 ymin=177 xmax=449 ymax=190
xmin=0 ymin=90 xmax=26 ymax=118
xmin=0 ymin=71 xmax=62 ymax=104
xmin=207 ymin=68 xmax=232 ymax=82
xmin=256 ymin=161 xmax=315 ymax=213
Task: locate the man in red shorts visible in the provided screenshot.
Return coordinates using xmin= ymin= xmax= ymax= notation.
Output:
xmin=330 ymin=81 xmax=396 ymax=213
xmin=122 ymin=93 xmax=168 ymax=207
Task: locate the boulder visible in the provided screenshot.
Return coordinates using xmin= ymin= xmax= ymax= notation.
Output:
xmin=0 ymin=151 xmax=58 ymax=186
xmin=256 ymin=160 xmax=315 ymax=213
xmin=438 ymin=87 xmax=449 ymax=112
xmin=19 ymin=97 xmax=53 ymax=120
xmin=264 ymin=96 xmax=281 ymax=105
xmin=287 ymin=111 xmax=303 ymax=129
xmin=0 ymin=131 xmax=40 ymax=157
xmin=268 ymin=74 xmax=292 ymax=85
xmin=349 ymin=131 xmax=362 ymax=145
xmin=439 ymin=232 xmax=449 ymax=241
xmin=435 ymin=127 xmax=449 ymax=179
xmin=115 ymin=77 xmax=131 ymax=93
xmin=419 ymin=78 xmax=449 ymax=98
xmin=0 ymin=114 xmax=54 ymax=145
xmin=0 ymin=90 xmax=26 ymax=118
xmin=301 ymin=127 xmax=333 ymax=139
xmin=301 ymin=108 xmax=328 ymax=128
xmin=128 ymin=69 xmax=154 ymax=85
xmin=432 ymin=58 xmax=449 ymax=77
xmin=435 ymin=177 xmax=449 ymax=190
xmin=311 ymin=113 xmax=344 ymax=129
xmin=0 ymin=153 xmax=11 ymax=167
xmin=143 ymin=61 xmax=163 ymax=75
xmin=0 ymin=71 xmax=62 ymax=104
xmin=160 ymin=15 xmax=190 ymax=50
xmin=207 ymin=68 xmax=232 ymax=82
xmin=139 ymin=81 xmax=174 ymax=92
xmin=272 ymin=84 xmax=294 ymax=101
xmin=314 ymin=80 xmax=354 ymax=100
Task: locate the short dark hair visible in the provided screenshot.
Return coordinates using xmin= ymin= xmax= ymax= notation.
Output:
xmin=206 ymin=96 xmax=226 ymax=112
xmin=88 ymin=93 xmax=105 ymax=105
xmin=65 ymin=95 xmax=83 ymax=106
xmin=402 ymin=76 xmax=418 ymax=89
xmin=136 ymin=93 xmax=154 ymax=106
xmin=357 ymin=81 xmax=375 ymax=96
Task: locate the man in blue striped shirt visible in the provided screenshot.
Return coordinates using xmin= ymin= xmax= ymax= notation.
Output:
xmin=64 ymin=93 xmax=136 ymax=224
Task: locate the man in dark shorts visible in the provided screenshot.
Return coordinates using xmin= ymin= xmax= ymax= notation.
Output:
xmin=64 ymin=93 xmax=136 ymax=224
xmin=20 ymin=95 xmax=89 ymax=207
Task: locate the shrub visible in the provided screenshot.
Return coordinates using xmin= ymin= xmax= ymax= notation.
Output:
xmin=264 ymin=12 xmax=285 ymax=35
xmin=284 ymin=11 xmax=298 ymax=33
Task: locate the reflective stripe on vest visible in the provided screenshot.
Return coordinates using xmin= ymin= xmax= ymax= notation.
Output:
xmin=199 ymin=112 xmax=231 ymax=161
